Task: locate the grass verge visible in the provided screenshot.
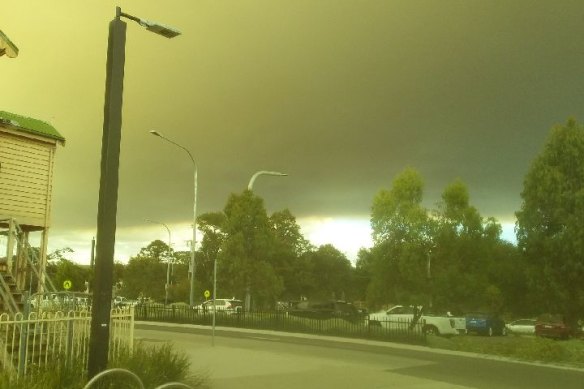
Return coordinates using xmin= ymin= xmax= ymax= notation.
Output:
xmin=427 ymin=333 xmax=584 ymax=368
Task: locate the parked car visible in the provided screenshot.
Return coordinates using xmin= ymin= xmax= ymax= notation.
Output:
xmin=465 ymin=312 xmax=506 ymax=336
xmin=29 ymin=292 xmax=92 ymax=311
xmin=113 ymin=296 xmax=132 ymax=308
xmin=288 ymin=300 xmax=364 ymax=322
xmin=196 ymin=298 xmax=243 ymax=314
xmin=535 ymin=314 xmax=577 ymax=340
xmin=506 ymin=319 xmax=536 ymax=335
xmin=369 ymin=305 xmax=466 ymax=336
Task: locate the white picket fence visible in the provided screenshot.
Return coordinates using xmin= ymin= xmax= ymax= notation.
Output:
xmin=0 ymin=307 xmax=134 ymax=378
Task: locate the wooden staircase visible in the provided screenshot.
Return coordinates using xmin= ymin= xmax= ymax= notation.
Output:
xmin=0 ymin=270 xmax=25 ymax=313
xmin=0 ymin=218 xmax=57 ymax=316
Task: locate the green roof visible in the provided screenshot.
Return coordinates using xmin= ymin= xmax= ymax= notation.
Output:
xmin=0 ymin=111 xmax=65 ymax=144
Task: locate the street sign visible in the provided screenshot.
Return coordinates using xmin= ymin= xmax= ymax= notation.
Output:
xmin=63 ymin=280 xmax=72 ymax=290
xmin=204 ymin=290 xmax=210 ymax=299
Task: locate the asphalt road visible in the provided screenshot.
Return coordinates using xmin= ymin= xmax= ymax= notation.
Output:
xmin=135 ymin=322 xmax=584 ymax=389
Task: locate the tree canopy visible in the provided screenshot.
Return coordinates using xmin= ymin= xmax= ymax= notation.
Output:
xmin=516 ymin=119 xmax=584 ymax=324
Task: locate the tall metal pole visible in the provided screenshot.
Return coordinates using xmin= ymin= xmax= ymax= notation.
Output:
xmin=88 ymin=8 xmax=180 ymax=379
xmin=149 ymin=131 xmax=198 ymax=307
xmin=88 ymin=7 xmax=126 ymax=378
xmin=244 ymin=170 xmax=287 ymax=311
xmin=212 ymin=254 xmax=217 ymax=346
xmin=191 ymin=166 xmax=198 ymax=307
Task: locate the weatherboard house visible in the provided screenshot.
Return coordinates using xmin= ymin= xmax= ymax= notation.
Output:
xmin=0 ymin=111 xmax=65 ymax=314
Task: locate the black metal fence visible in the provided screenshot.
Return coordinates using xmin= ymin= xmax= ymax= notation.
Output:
xmin=134 ymin=304 xmax=426 ymax=345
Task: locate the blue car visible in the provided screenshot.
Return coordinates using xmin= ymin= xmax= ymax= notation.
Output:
xmin=465 ymin=312 xmax=506 ymax=336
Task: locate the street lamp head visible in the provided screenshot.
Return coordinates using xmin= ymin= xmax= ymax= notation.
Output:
xmin=139 ymin=20 xmax=181 ymax=39
xmin=149 ymin=130 xmax=163 ymax=138
xmin=119 ymin=10 xmax=181 ymax=39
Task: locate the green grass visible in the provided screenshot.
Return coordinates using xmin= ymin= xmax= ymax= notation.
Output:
xmin=427 ymin=334 xmax=584 ymax=368
xmin=0 ymin=342 xmax=207 ymax=389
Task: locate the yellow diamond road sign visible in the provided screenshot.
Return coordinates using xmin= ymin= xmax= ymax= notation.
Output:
xmin=63 ymin=280 xmax=72 ymax=290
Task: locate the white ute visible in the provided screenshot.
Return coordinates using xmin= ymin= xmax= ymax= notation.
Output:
xmin=369 ymin=305 xmax=466 ymax=336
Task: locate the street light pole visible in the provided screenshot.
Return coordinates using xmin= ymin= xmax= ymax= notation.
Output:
xmin=89 ymin=7 xmax=180 ymax=379
xmin=149 ymin=130 xmax=198 ymax=307
xmin=146 ymin=219 xmax=172 ymax=305
xmin=244 ymin=170 xmax=288 ymax=311
xmin=212 ymin=253 xmax=218 ymax=346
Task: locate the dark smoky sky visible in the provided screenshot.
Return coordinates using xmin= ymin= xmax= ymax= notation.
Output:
xmin=2 ymin=1 xmax=584 ymax=260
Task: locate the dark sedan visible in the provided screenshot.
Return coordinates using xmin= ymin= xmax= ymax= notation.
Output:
xmin=288 ymin=300 xmax=365 ymax=323
xmin=465 ymin=312 xmax=506 ymax=336
xmin=535 ymin=314 xmax=579 ymax=340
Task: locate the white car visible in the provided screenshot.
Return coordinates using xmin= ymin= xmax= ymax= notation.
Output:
xmin=369 ymin=305 xmax=465 ymax=336
xmin=505 ymin=319 xmax=536 ymax=335
xmin=196 ymin=298 xmax=243 ymax=314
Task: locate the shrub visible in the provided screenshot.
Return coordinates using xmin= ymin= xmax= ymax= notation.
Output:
xmin=0 ymin=342 xmax=207 ymax=389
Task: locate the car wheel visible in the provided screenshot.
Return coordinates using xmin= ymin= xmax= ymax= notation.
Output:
xmin=487 ymin=327 xmax=493 ymax=337
xmin=424 ymin=325 xmax=440 ymax=336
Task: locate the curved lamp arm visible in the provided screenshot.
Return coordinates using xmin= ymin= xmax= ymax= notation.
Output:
xmin=248 ymin=171 xmax=288 ymax=191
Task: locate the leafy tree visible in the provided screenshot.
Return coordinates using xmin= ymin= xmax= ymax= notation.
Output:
xmin=431 ymin=180 xmax=490 ymax=311
xmin=218 ymin=190 xmax=282 ymax=308
xmin=371 ymin=168 xmax=429 ymax=245
xmin=270 ymin=209 xmax=312 ymax=256
xmin=516 ymin=119 xmax=584 ymax=325
xmin=195 ymin=212 xmax=227 ymax=296
xmin=45 ymin=248 xmax=91 ymax=293
xmin=367 ymin=168 xmax=432 ymax=308
xmin=431 ymin=179 xmax=518 ymax=313
xmin=136 ymin=240 xmax=172 ymax=262
xmin=354 ymin=248 xmax=373 ymax=302
xmin=302 ymin=244 xmax=354 ymax=301
xmin=367 ymin=169 xmax=514 ymax=314
xmin=270 ymin=209 xmax=313 ymax=300
xmin=121 ymin=240 xmax=171 ymax=301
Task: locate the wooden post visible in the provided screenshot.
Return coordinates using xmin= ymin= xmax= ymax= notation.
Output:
xmin=37 ymin=229 xmax=49 ymax=294
xmin=6 ymin=218 xmax=15 ymax=273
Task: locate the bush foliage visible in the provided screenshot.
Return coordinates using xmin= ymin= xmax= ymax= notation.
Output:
xmin=0 ymin=342 xmax=206 ymax=389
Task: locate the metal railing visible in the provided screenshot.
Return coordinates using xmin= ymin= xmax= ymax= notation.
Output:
xmin=11 ymin=219 xmax=57 ymax=293
xmin=83 ymin=368 xmax=194 ymax=389
xmin=0 ymin=306 xmax=134 ymax=379
xmin=135 ymin=304 xmax=426 ymax=345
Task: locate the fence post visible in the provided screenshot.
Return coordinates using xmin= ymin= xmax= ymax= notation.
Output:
xmin=129 ymin=306 xmax=134 ymax=355
xmin=65 ymin=315 xmax=74 ymax=365
xmin=18 ymin=297 xmax=30 ymax=377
